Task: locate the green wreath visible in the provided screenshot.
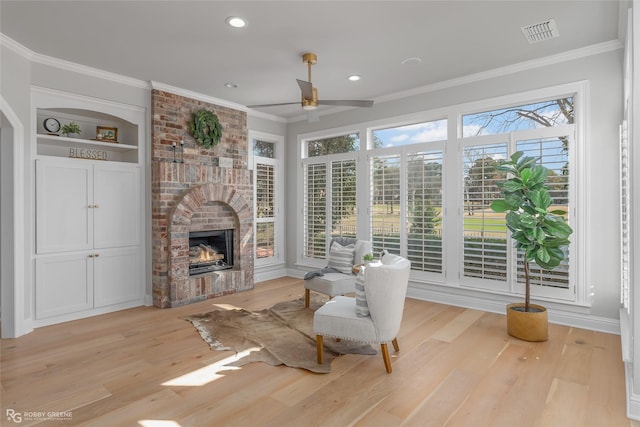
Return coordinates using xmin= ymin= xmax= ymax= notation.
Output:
xmin=188 ymin=109 xmax=223 ymax=149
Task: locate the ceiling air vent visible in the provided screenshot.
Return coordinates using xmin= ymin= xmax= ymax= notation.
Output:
xmin=521 ymin=19 xmax=559 ymax=44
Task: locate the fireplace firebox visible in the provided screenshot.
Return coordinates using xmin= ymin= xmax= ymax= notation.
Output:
xmin=189 ymin=230 xmax=234 ymax=276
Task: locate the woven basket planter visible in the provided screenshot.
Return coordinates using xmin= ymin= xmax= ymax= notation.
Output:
xmin=506 ymin=303 xmax=548 ymax=342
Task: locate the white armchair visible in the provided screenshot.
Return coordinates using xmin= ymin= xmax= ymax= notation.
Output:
xmin=313 ymin=252 xmax=411 ymax=373
xmin=304 ymin=237 xmax=372 ymax=308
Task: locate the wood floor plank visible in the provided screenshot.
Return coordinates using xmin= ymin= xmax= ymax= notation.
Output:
xmin=0 ymin=277 xmax=630 ymax=426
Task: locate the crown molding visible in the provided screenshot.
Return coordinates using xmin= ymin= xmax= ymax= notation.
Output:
xmin=150 ymin=81 xmax=286 ymax=123
xmin=1 ymin=33 xmax=150 ymax=90
xmin=374 ymin=39 xmax=623 ymax=105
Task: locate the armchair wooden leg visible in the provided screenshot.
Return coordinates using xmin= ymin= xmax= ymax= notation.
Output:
xmin=305 ymin=289 xmax=310 ymax=308
xmin=316 ymin=335 xmax=324 ymax=364
xmin=381 ymin=343 xmax=392 ymax=373
xmin=392 ymin=337 xmax=400 ymax=352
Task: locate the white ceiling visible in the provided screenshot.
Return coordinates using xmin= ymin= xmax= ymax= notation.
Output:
xmin=0 ymin=1 xmax=624 ymax=121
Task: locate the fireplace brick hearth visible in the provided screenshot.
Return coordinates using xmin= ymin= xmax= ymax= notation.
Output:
xmin=151 ymin=89 xmax=254 ymax=308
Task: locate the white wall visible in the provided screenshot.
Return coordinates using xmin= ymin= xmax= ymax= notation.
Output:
xmin=286 ymin=47 xmax=624 ymax=323
xmin=0 ymin=121 xmax=14 ymax=321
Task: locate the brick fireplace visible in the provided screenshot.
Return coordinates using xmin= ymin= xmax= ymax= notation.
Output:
xmin=151 ymin=89 xmax=254 ymax=308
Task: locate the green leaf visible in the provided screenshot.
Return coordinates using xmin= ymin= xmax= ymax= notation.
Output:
xmin=543 ymin=217 xmax=573 ymax=238
xmin=511 ymin=151 xmax=524 ymax=163
xmin=550 ymin=209 xmax=567 ymax=215
xmin=502 ymin=179 xmax=524 ymax=192
xmin=536 ymin=247 xmax=551 ymax=264
xmin=515 ymin=156 xmax=538 ymax=173
xmin=519 ymin=212 xmax=538 ymax=228
xmin=490 ymin=199 xmax=509 ymax=213
xmin=529 ymin=165 xmax=548 ymax=183
xmin=529 ymin=189 xmax=552 ymax=210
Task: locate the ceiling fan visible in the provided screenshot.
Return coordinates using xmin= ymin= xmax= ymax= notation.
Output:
xmin=247 ymin=53 xmax=374 ymax=119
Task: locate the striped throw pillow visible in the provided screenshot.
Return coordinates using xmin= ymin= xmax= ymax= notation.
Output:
xmin=355 ymin=268 xmax=369 ymax=317
xmin=327 ymin=241 xmax=355 ymax=274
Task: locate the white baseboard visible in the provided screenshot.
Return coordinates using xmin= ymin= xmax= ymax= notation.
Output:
xmin=407 ymin=282 xmax=620 ymax=335
xmin=625 ymin=363 xmax=640 ymax=421
xmin=254 ymin=264 xmax=289 ymax=283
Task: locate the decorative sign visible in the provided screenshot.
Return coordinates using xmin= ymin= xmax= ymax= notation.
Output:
xmin=69 ymin=147 xmax=108 ymax=161
xmin=218 ymin=157 xmax=233 ymax=168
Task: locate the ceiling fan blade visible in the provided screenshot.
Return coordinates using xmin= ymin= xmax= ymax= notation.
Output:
xmin=296 ymin=79 xmax=313 ymax=99
xmin=247 ymin=101 xmax=300 ymax=108
xmin=318 ymin=100 xmax=374 ymax=108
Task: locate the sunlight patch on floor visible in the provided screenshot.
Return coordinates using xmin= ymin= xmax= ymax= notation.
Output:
xmin=138 ymin=420 xmax=182 ymax=427
xmin=161 ymin=347 xmax=261 ymax=386
xmin=210 ymin=303 xmax=241 ymax=310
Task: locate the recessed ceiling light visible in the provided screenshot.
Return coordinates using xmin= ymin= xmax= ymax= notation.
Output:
xmin=401 ymin=57 xmax=422 ymax=65
xmin=224 ymin=83 xmax=239 ymax=88
xmin=226 ymin=16 xmax=247 ymax=28
xmin=347 ymin=75 xmax=361 ymax=82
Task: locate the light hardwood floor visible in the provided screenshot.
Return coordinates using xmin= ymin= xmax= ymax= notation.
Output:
xmin=1 ymin=277 xmax=636 ymax=427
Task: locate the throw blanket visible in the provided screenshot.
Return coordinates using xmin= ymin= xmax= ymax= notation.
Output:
xmin=303 ymin=267 xmax=343 ymax=280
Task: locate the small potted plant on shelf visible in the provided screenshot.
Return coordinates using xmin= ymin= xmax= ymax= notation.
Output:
xmin=61 ymin=122 xmax=81 ymax=138
xmin=362 ymin=253 xmax=375 ymax=265
xmin=490 ymin=151 xmax=573 ymax=342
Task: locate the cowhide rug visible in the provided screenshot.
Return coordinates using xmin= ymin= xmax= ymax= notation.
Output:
xmin=182 ymin=296 xmax=376 ymax=373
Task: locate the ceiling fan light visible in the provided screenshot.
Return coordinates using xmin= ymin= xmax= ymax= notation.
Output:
xmin=348 ymin=75 xmax=361 ymax=81
xmin=302 ymin=105 xmax=317 ymax=111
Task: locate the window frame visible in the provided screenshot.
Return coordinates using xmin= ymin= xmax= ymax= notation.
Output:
xmin=249 ymin=130 xmax=284 ymax=267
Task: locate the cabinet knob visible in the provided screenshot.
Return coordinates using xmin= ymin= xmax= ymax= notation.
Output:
xmin=94 ymin=204 xmax=99 ymax=208
xmin=88 ymin=254 xmax=94 ymax=258
xmin=94 ymin=253 xmax=100 ymax=257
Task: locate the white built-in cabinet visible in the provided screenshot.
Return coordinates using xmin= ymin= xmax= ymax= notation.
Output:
xmin=32 ymin=87 xmax=146 ymax=324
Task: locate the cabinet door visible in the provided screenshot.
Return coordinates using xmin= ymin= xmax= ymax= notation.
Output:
xmin=93 ymin=246 xmax=141 ymax=307
xmin=36 ymin=253 xmax=94 ymax=319
xmin=36 ymin=159 xmax=93 ymax=253
xmin=93 ymin=164 xmax=140 ymax=248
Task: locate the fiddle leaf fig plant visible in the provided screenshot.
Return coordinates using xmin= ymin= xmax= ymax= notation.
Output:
xmin=490 ymin=151 xmax=573 ymax=312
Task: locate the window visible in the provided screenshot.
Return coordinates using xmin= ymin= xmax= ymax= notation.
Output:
xmin=370 ymin=154 xmax=401 ymax=255
xmin=462 ymin=143 xmax=509 ymax=283
xmin=302 ymin=133 xmax=359 ymax=261
xmin=407 ymin=150 xmax=443 ymax=273
xmin=306 ymin=133 xmax=359 ymax=156
xmin=303 ymin=163 xmax=327 ymax=259
xmin=331 ymin=160 xmax=357 ymax=238
xmin=250 ymin=132 xmax=283 ymax=266
xmin=462 ymin=97 xmax=573 ymax=137
xmin=369 ymin=119 xmax=447 ymax=280
xmin=461 ymin=95 xmax=575 ymax=300
xmin=372 ymin=119 xmax=447 ymax=148
xmin=298 ymin=84 xmax=583 ymax=305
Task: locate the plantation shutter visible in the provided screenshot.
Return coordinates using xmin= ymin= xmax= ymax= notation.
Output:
xmin=331 ymin=159 xmax=357 ymax=238
xmin=406 ymin=150 xmax=443 ymax=273
xmin=304 ymin=163 xmax=327 ymax=259
xmin=370 ymin=155 xmax=401 ymax=255
xmin=462 ymin=143 xmax=508 ymax=282
xmin=516 ymin=137 xmax=570 ymax=291
xmin=255 ymin=162 xmax=275 ymax=259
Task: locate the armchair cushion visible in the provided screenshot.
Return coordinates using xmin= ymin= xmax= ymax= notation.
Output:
xmin=313 ymin=296 xmax=377 ymax=341
xmin=327 ymin=241 xmax=355 ymax=274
